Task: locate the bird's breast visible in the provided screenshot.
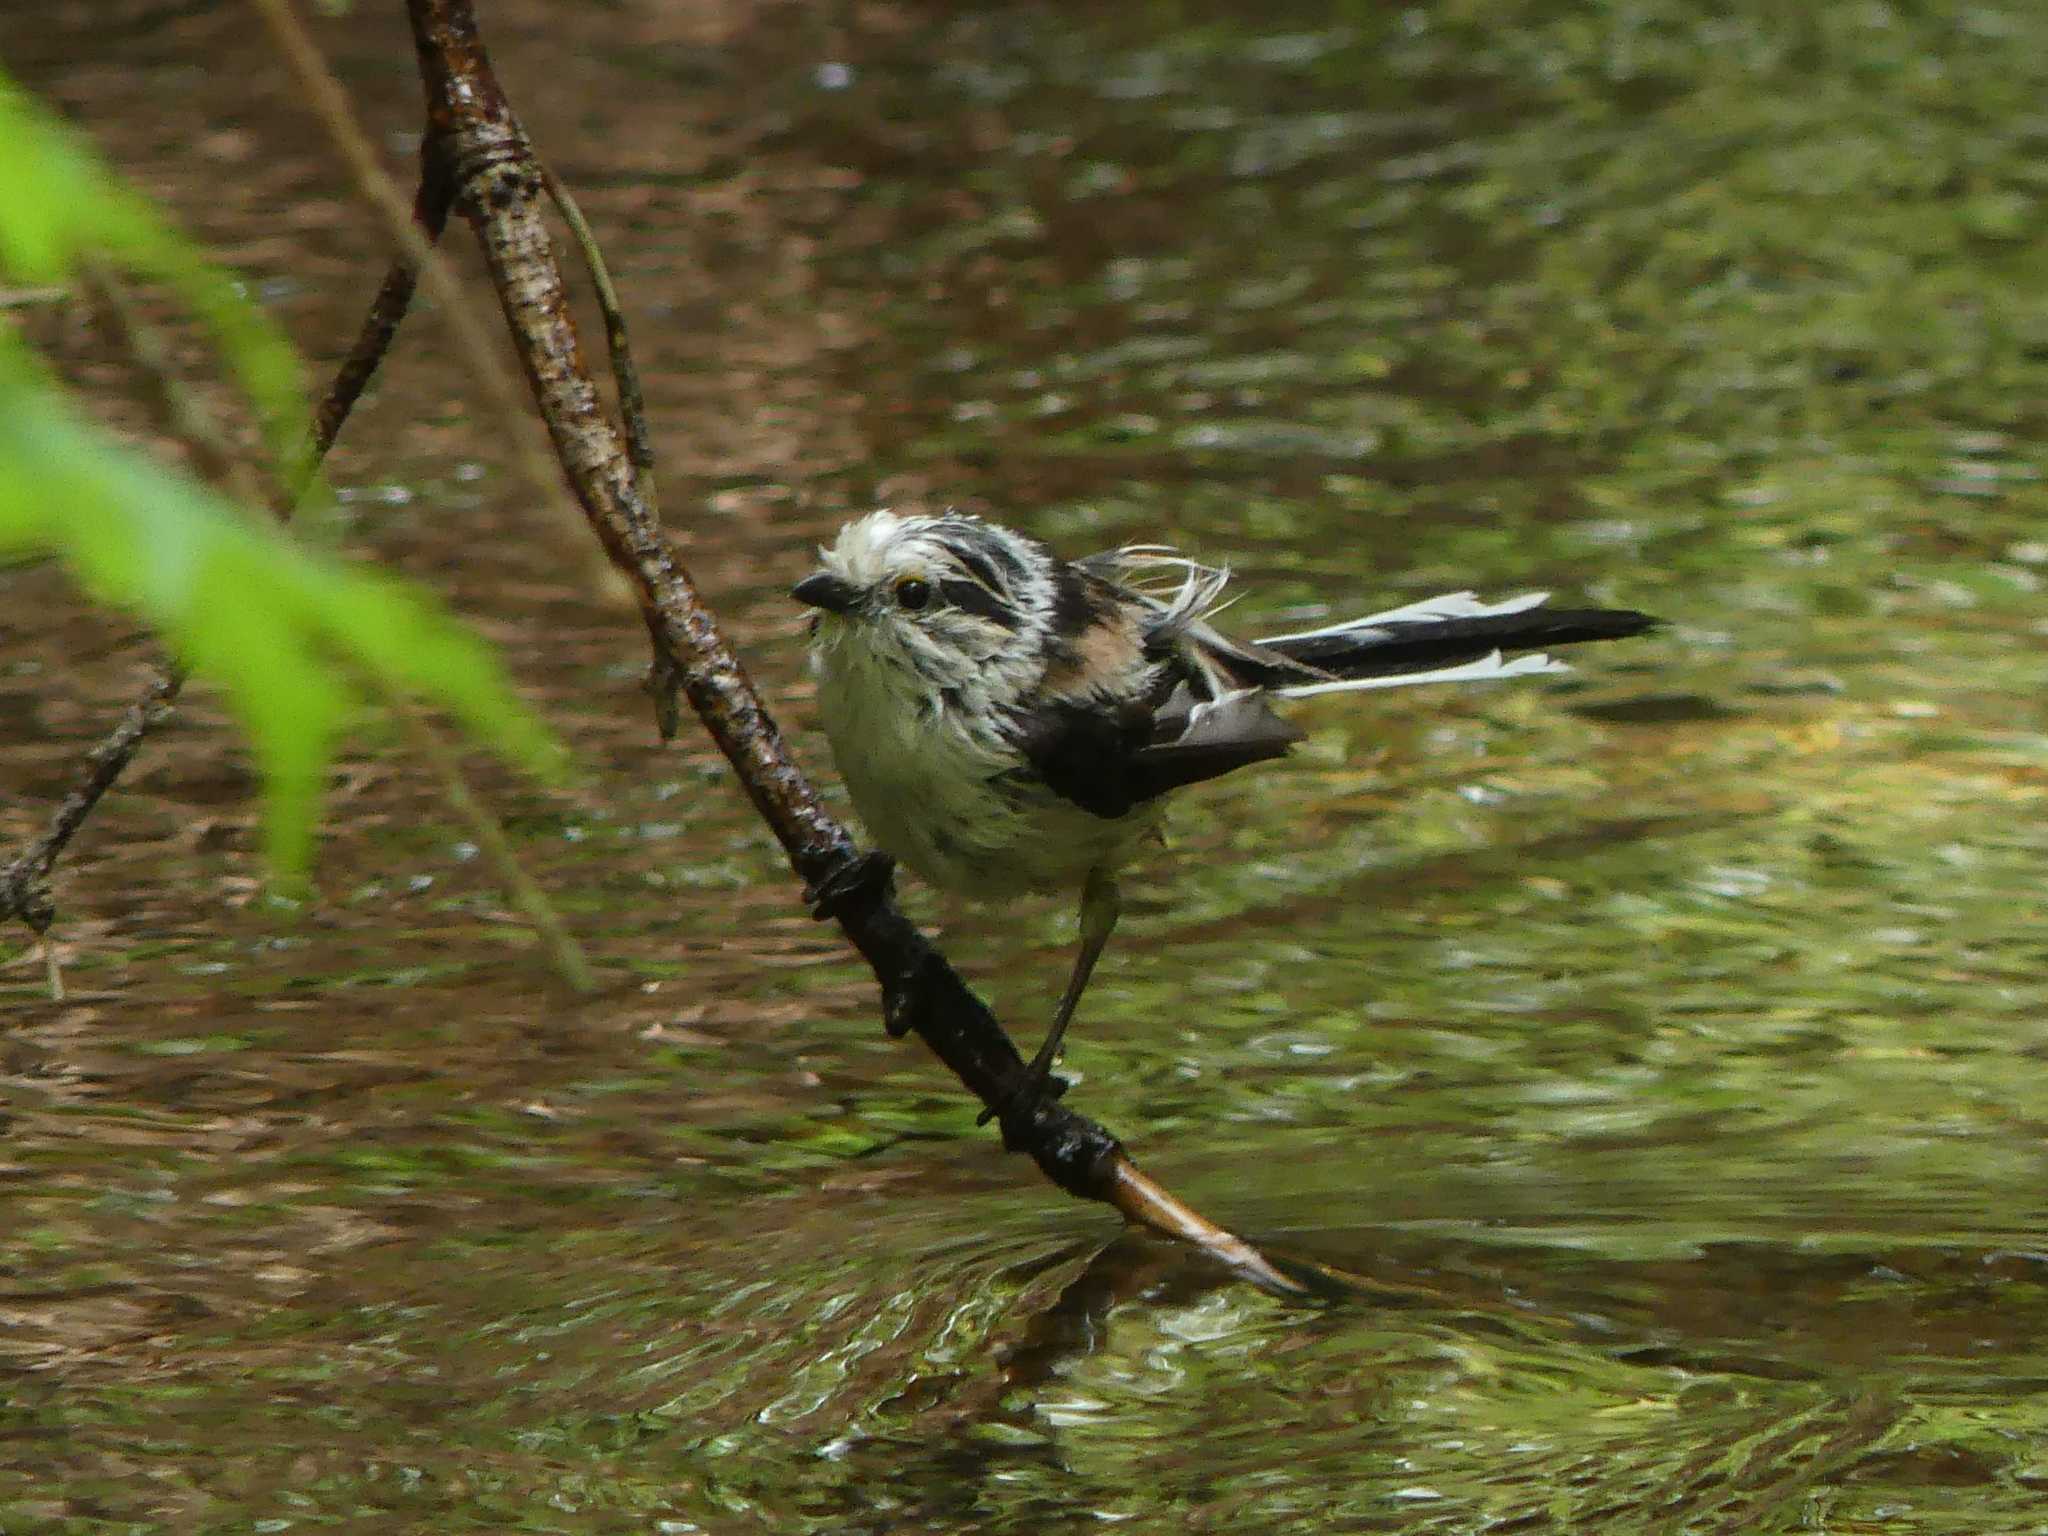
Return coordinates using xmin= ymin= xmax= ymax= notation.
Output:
xmin=811 ymin=645 xmax=1155 ymax=897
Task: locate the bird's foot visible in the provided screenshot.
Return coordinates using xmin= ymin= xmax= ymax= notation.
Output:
xmin=974 ymin=1057 xmax=1070 ymax=1127
xmin=804 ymin=850 xmax=896 ymax=923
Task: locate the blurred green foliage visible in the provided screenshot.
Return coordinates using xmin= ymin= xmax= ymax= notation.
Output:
xmin=0 ymin=74 xmax=563 ymax=875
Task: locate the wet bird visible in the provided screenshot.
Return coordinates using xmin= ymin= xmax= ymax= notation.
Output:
xmin=793 ymin=510 xmax=1655 ymax=1117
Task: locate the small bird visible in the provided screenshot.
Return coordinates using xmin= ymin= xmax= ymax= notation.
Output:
xmin=793 ymin=510 xmax=1654 ymax=1116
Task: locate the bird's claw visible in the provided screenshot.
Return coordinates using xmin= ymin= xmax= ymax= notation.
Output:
xmin=804 ymin=850 xmax=896 ymax=923
xmin=974 ymin=1063 xmax=1070 ymax=1127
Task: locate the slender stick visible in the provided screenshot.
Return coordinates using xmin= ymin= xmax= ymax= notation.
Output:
xmin=539 ymin=165 xmax=658 ymax=512
xmin=0 ymin=671 xmax=183 ymax=959
xmin=306 ymin=171 xmax=453 ymax=462
xmin=249 ymin=0 xmax=584 ymax=541
xmin=537 ymin=163 xmax=681 ymax=738
xmin=0 ymin=264 xmax=216 ymax=972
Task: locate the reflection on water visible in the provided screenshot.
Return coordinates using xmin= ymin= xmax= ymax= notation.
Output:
xmin=7 ymin=0 xmax=2048 ymax=1530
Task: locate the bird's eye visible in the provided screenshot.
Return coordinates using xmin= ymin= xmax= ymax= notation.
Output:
xmin=894 ymin=577 xmax=932 ymax=611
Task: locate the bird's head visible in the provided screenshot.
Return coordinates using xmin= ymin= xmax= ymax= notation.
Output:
xmin=793 ymin=511 xmax=1049 ymax=682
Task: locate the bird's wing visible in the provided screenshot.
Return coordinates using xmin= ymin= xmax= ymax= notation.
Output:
xmin=1018 ymin=556 xmax=1657 ymax=821
xmin=1005 ymin=662 xmax=1304 ymax=821
xmin=1130 ymin=686 xmax=1304 ymax=797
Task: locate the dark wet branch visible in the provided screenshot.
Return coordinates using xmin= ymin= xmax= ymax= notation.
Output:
xmin=306 ymin=170 xmax=454 ymax=464
xmin=0 ymin=260 xmax=255 ymax=976
xmin=254 ymin=0 xmax=590 ymax=541
xmin=0 ymin=160 xmax=424 ymax=962
xmin=0 ymin=671 xmax=182 ymax=994
xmin=0 ymin=263 xmax=259 ymax=985
xmin=400 ymin=0 xmax=1300 ymax=1292
xmin=247 ymin=1 xmax=598 ymax=993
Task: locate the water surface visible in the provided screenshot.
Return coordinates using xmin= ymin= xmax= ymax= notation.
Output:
xmin=5 ymin=2 xmax=2048 ymax=1530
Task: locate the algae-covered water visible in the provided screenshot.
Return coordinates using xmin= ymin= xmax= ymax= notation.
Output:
xmin=5 ymin=2 xmax=2048 ymax=1530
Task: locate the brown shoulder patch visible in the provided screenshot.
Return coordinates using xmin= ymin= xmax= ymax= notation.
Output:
xmin=1040 ymin=568 xmax=1145 ymax=696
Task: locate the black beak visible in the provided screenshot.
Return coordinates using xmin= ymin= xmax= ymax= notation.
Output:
xmin=791 ymin=572 xmax=862 ymax=614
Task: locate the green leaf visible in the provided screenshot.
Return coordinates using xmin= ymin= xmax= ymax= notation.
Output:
xmin=0 ymin=69 xmax=566 ymax=880
xmin=0 ymin=71 xmax=305 ymax=472
xmin=0 ymin=337 xmax=565 ymax=877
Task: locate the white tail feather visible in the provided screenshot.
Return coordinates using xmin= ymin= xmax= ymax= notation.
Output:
xmin=1274 ymin=649 xmax=1568 ymax=701
xmin=1261 ymin=589 xmax=1551 ymax=645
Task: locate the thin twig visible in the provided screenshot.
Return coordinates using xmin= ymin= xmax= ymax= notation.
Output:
xmin=245 ymin=3 xmax=600 ymax=994
xmin=0 ymin=263 xmax=226 ymax=985
xmin=296 ymin=162 xmax=600 ymax=991
xmin=537 ymin=163 xmax=681 ymax=740
xmin=0 ymin=669 xmax=183 ymax=993
xmin=247 ymin=0 xmax=585 ymax=544
xmin=392 ymin=707 xmax=597 ymax=991
xmin=305 ymin=171 xmax=454 ymax=465
xmin=4 ymin=223 xmax=597 ymax=994
xmin=539 ymin=164 xmax=657 ymax=511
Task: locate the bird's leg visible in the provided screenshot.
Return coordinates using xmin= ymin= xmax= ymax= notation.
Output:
xmin=1032 ymin=868 xmax=1121 ymax=1082
xmin=980 ymin=868 xmax=1121 ymax=1125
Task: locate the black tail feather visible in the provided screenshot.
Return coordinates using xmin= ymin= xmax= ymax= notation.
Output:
xmin=1264 ymin=608 xmax=1658 ymax=679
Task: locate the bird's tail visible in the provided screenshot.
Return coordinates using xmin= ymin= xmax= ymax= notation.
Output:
xmin=1252 ymin=591 xmax=1657 ymax=699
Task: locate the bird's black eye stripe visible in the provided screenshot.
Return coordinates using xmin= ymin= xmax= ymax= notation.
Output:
xmin=950 ymin=546 xmax=1011 ymax=596
xmin=933 ymin=521 xmax=1028 ymax=592
xmin=895 ymin=577 xmax=933 ymax=611
xmin=938 ymin=579 xmax=1021 ymax=629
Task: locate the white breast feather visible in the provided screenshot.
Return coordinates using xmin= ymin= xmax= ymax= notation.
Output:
xmin=811 ymin=634 xmax=1159 ymax=897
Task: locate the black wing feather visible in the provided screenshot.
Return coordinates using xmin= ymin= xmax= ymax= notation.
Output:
xmin=1007 ymin=681 xmax=1302 ymax=820
xmin=1128 ymin=690 xmax=1302 ymax=800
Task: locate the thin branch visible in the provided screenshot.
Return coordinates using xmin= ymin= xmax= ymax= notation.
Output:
xmin=396 ymin=0 xmax=1303 ymax=1292
xmin=305 ymin=170 xmax=454 ymax=464
xmin=0 ymin=671 xmax=183 ymax=978
xmin=539 ymin=164 xmax=658 ymax=511
xmin=538 ymin=163 xmax=682 ymax=740
xmin=300 ymin=168 xmax=601 ymax=990
xmin=24 ymin=689 xmax=182 ymax=830
xmin=248 ymin=0 xmax=586 ymax=543
xmin=0 ymin=263 xmax=229 ymax=978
